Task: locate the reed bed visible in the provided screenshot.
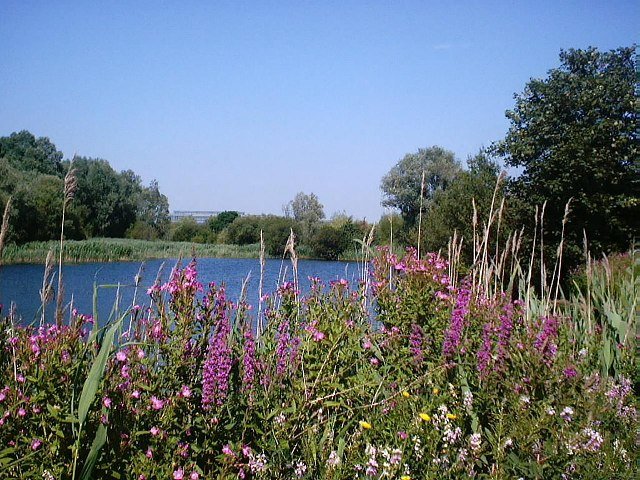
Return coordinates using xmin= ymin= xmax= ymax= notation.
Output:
xmin=0 ymin=238 xmax=263 ymax=264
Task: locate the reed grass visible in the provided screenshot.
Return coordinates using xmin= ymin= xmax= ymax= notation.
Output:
xmin=0 ymin=238 xmax=264 ymax=264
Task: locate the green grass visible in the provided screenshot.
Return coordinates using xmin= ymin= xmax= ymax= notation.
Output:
xmin=0 ymin=238 xmax=263 ymax=264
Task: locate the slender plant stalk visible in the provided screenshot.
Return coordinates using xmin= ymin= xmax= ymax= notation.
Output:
xmin=417 ymin=171 xmax=426 ymax=260
xmin=0 ymin=196 xmax=11 ymax=266
xmin=39 ymin=248 xmax=55 ymax=326
xmin=257 ymin=230 xmax=265 ymax=339
xmin=56 ymin=166 xmax=78 ymax=325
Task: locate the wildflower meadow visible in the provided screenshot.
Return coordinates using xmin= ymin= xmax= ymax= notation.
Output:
xmin=0 ymin=244 xmax=637 ymax=479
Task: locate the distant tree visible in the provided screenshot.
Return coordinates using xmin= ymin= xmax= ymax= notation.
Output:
xmin=492 ymin=46 xmax=639 ymax=268
xmin=375 ymin=213 xmax=405 ymax=247
xmin=381 ymin=146 xmax=461 ymax=226
xmin=0 ymin=130 xmax=63 ymax=176
xmin=132 ymin=180 xmax=170 ymax=239
xmin=285 ymin=192 xmax=325 ymax=242
xmin=71 ymin=158 xmax=140 ymax=238
xmin=263 ymin=216 xmax=300 ymax=256
xmin=423 ymin=151 xmax=506 ymax=263
xmin=311 ymin=224 xmax=344 ymax=260
xmin=208 ymin=211 xmax=240 ymax=234
xmin=170 ymin=217 xmax=202 ymax=242
xmin=225 ymin=216 xmax=263 ymax=245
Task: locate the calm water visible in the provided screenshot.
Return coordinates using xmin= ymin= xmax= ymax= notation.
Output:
xmin=0 ymin=258 xmax=361 ymax=325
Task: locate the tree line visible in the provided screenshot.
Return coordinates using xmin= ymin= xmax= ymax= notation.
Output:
xmin=1 ymin=46 xmax=637 ymax=268
xmin=380 ymin=46 xmax=638 ymax=276
xmin=0 ymin=131 xmax=170 ymax=243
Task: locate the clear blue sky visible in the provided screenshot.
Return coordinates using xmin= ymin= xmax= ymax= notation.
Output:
xmin=1 ymin=1 xmax=637 ymax=221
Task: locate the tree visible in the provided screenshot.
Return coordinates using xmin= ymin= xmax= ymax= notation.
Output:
xmin=208 ymin=211 xmax=240 ymax=234
xmin=132 ymin=180 xmax=170 ymax=239
xmin=0 ymin=130 xmax=63 ymax=176
xmin=71 ymin=157 xmax=140 ymax=238
xmin=423 ymin=151 xmax=506 ymax=263
xmin=492 ymin=47 xmax=639 ymax=268
xmin=285 ymin=192 xmax=325 ymax=242
xmin=381 ymin=146 xmax=461 ymax=226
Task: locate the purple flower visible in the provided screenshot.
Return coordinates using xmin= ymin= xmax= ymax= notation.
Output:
xmin=242 ymin=328 xmax=257 ymax=396
xmin=275 ymin=320 xmax=291 ymax=377
xmin=534 ymin=316 xmax=559 ymax=365
xmin=409 ymin=323 xmax=425 ymax=365
xmin=180 ymin=385 xmax=191 ymax=398
xmin=150 ymin=396 xmax=164 ymax=410
xmin=443 ymin=283 xmax=472 ymax=359
xmin=103 ymin=397 xmax=112 ymax=408
xmin=477 ymin=322 xmax=493 ymax=377
xmin=202 ymin=287 xmax=233 ymax=409
xmin=563 ymin=367 xmax=578 ymax=378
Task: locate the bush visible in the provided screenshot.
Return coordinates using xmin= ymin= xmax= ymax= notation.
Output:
xmin=0 ymin=251 xmax=637 ymax=478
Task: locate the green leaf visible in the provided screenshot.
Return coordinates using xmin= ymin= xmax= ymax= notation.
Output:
xmin=78 ymin=317 xmax=121 ymax=425
xmin=79 ymin=423 xmax=107 ymax=480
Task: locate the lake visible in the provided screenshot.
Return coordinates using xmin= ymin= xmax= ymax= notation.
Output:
xmin=0 ymin=258 xmax=362 ymax=325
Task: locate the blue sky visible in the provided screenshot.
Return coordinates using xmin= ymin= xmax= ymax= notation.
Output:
xmin=1 ymin=1 xmax=637 ymax=221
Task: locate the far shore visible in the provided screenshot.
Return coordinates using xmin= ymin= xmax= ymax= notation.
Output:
xmin=0 ymin=238 xmax=367 ymax=265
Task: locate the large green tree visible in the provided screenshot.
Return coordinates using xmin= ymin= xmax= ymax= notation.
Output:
xmin=0 ymin=130 xmax=63 ymax=176
xmin=423 ymin=151 xmax=506 ymax=263
xmin=71 ymin=157 xmax=140 ymax=238
xmin=381 ymin=146 xmax=461 ymax=226
xmin=493 ymin=47 xmax=639 ymax=267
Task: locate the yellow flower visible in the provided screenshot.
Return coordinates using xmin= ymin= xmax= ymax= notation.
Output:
xmin=401 ymin=476 xmax=411 ymax=480
xmin=446 ymin=413 xmax=457 ymax=420
xmin=359 ymin=420 xmax=372 ymax=429
xmin=418 ymin=413 xmax=431 ymax=422
xmin=402 ymin=391 xmax=411 ymax=398
xmin=432 ymin=387 xmax=440 ymax=395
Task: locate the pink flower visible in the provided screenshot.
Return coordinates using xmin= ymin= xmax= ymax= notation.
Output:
xmin=145 ymin=448 xmax=153 ymax=458
xmin=190 ymin=472 xmax=199 ymax=480
xmin=116 ymin=351 xmax=127 ymax=362
xmin=150 ymin=396 xmax=164 ymax=410
xmin=222 ymin=444 xmax=234 ymax=456
xmin=132 ymin=390 xmax=141 ymax=399
xmin=17 ymin=408 xmax=26 ymax=417
xmin=312 ymin=330 xmax=326 ymax=341
xmin=103 ymin=397 xmax=112 ymax=408
xmin=150 ymin=426 xmax=160 ymax=436
xmin=180 ymin=385 xmax=191 ymax=398
xmin=173 ymin=468 xmax=184 ymax=480
xmin=31 ymin=439 xmax=42 ymax=450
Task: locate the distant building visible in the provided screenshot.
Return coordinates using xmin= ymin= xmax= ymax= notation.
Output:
xmin=170 ymin=210 xmax=221 ymax=224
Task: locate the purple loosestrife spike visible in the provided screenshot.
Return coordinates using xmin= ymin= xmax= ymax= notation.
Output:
xmin=443 ymin=282 xmax=472 ymax=359
xmin=534 ymin=316 xmax=559 ymax=366
xmin=409 ymin=323 xmax=425 ymax=366
xmin=477 ymin=323 xmax=493 ymax=378
xmin=242 ymin=327 xmax=257 ymax=397
xmin=275 ymin=320 xmax=291 ymax=377
xmin=496 ymin=302 xmax=515 ymax=369
xmin=201 ymin=288 xmax=233 ymax=409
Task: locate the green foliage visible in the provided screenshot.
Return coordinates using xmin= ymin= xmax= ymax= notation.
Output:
xmin=493 ymin=47 xmax=639 ymax=271
xmin=285 ymin=192 xmax=325 ymax=242
xmin=0 ymin=238 xmax=262 ymax=263
xmin=0 ymin=131 xmax=171 ymax=245
xmin=170 ymin=217 xmax=205 ymax=243
xmin=0 ymin=249 xmax=638 ymax=478
xmin=423 ymin=151 xmax=506 ymax=263
xmin=0 ymin=130 xmax=63 ymax=176
xmin=207 ymin=211 xmax=240 ymax=234
xmin=130 ymin=180 xmax=170 ymax=240
xmin=381 ymin=146 xmax=462 ymax=226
